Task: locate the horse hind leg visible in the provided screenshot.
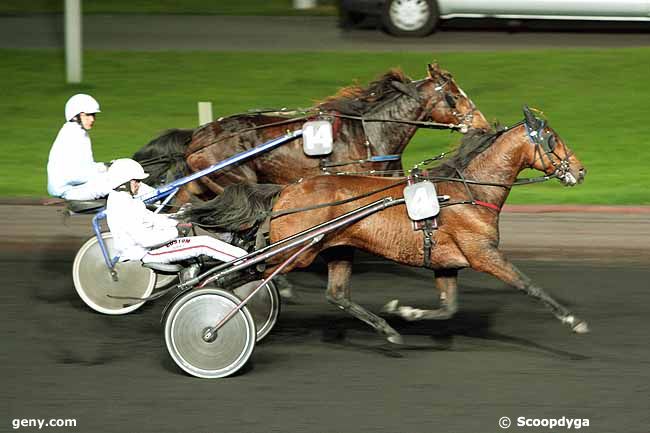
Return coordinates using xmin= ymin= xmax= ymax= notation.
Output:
xmin=324 ymin=248 xmax=403 ymax=344
xmin=383 ymin=269 xmax=459 ymax=321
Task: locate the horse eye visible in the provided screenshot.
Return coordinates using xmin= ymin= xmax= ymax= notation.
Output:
xmin=444 ymin=94 xmax=456 ymax=108
xmin=548 ymin=135 xmax=557 ymax=150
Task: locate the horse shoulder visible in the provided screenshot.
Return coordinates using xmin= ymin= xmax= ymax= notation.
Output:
xmin=438 ymin=206 xmax=500 ymax=255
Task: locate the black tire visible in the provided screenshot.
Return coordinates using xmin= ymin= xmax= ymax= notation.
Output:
xmin=381 ymin=0 xmax=439 ymax=37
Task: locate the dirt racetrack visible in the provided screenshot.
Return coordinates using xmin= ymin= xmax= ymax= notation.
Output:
xmin=2 ymin=202 xmax=649 ymax=433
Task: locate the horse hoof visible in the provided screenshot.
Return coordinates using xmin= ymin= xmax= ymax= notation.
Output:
xmin=278 ymin=287 xmax=294 ymax=299
xmin=382 ymin=299 xmax=400 ymax=314
xmin=387 ymin=333 xmax=404 ymax=345
xmin=572 ymin=321 xmax=590 ymax=334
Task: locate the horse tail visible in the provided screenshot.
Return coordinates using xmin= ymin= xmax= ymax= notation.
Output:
xmin=133 ymin=129 xmax=194 ymax=186
xmin=186 ymin=184 xmax=283 ymax=232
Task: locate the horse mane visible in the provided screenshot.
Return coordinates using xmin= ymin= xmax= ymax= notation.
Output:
xmin=187 ymin=184 xmax=283 ymax=232
xmin=318 ymin=69 xmax=414 ymax=116
xmin=429 ymin=127 xmax=506 ymax=177
xmin=132 ymin=129 xmax=193 ymax=186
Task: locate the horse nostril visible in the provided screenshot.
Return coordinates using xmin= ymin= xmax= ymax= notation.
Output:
xmin=579 ymin=168 xmax=586 ymax=178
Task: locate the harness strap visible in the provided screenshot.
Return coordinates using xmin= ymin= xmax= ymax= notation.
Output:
xmin=473 ymin=200 xmax=500 ymax=211
xmin=422 ymin=218 xmax=435 ymax=268
xmin=442 ymin=200 xmax=500 ymax=211
xmin=320 ymin=155 xmax=400 ymax=169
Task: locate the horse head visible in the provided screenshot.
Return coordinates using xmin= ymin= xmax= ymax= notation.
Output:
xmin=422 ymin=63 xmax=490 ymax=132
xmin=522 ymin=105 xmax=586 ymax=186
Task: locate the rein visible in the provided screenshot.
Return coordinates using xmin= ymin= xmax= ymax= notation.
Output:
xmin=188 ymin=108 xmax=464 ymax=169
xmin=264 ymin=163 xmax=553 ymax=220
xmin=328 ymin=112 xmax=468 ymax=131
xmin=137 ymin=152 xmax=185 ymax=166
xmin=266 ymin=179 xmax=407 ymax=219
xmin=419 ymin=173 xmax=558 ymax=188
xmin=327 ymin=152 xmax=558 ymax=187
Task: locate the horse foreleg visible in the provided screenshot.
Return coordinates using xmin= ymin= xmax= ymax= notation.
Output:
xmin=324 ymin=251 xmax=403 ymax=344
xmin=471 ymin=249 xmax=589 ymax=333
xmin=383 ymin=269 xmax=459 ymax=321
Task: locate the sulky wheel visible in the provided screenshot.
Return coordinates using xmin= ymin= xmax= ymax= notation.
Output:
xmin=72 ymin=232 xmax=156 ymax=315
xmin=233 ymin=280 xmax=280 ymax=342
xmin=164 ymin=288 xmax=256 ymax=379
xmin=154 ymin=272 xmax=178 ymax=289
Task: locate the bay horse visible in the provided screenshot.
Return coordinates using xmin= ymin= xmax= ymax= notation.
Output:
xmin=263 ymin=106 xmax=588 ymax=343
xmin=133 ymin=63 xmax=489 ymax=203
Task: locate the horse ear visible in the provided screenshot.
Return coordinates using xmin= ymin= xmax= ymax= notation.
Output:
xmin=391 ymin=81 xmax=420 ymax=100
xmin=523 ymin=105 xmax=540 ymax=129
xmin=427 ymin=62 xmax=440 ymax=78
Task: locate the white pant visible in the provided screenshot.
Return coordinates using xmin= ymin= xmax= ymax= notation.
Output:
xmin=141 ymin=235 xmax=247 ymax=264
xmin=61 ymin=172 xmax=112 ymax=201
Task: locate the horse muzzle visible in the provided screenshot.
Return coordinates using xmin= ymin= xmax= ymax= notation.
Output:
xmin=557 ymin=167 xmax=586 ymax=187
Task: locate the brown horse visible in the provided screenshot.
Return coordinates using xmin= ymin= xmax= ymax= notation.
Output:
xmin=134 ymin=63 xmax=489 ymax=203
xmin=265 ymin=106 xmax=588 ymax=343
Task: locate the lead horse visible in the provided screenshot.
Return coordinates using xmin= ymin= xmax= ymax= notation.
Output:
xmin=134 ymin=63 xmax=489 ymax=202
xmin=261 ymin=106 xmax=588 ymax=343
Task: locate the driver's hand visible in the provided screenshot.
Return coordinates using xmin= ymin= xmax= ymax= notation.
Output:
xmin=176 ymin=222 xmax=193 ymax=237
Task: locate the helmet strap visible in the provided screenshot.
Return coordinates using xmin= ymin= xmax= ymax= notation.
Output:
xmin=128 ymin=181 xmax=138 ymax=197
xmin=116 ymin=182 xmax=136 ymax=196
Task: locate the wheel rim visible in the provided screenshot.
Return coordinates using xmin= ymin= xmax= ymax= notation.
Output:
xmin=233 ymin=280 xmax=280 ymax=342
xmin=165 ymin=288 xmax=256 ymax=379
xmin=72 ymin=233 xmax=156 ymax=315
xmin=389 ymin=0 xmax=430 ymax=31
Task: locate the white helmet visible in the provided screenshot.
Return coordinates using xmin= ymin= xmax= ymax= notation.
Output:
xmin=108 ymin=158 xmax=149 ymax=190
xmin=64 ymin=94 xmax=101 ymax=121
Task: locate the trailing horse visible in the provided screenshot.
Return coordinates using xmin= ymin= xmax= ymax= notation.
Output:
xmin=189 ymin=106 xmax=588 ymax=343
xmin=134 ymin=63 xmax=489 ymax=202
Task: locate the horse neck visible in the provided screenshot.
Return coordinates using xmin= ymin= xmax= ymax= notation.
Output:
xmin=461 ymin=126 xmax=531 ymax=208
xmin=359 ymin=95 xmax=425 ymax=156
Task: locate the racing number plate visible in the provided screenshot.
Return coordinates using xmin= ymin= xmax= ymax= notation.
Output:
xmin=403 ymin=181 xmax=440 ymax=221
xmin=302 ymin=120 xmax=333 ymax=156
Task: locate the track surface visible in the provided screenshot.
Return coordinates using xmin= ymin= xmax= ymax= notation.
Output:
xmin=2 ymin=14 xmax=649 ymax=432
xmin=0 ymin=14 xmax=648 ymax=52
xmin=2 ymin=204 xmax=649 ymax=433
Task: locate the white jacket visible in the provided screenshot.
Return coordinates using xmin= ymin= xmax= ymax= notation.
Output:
xmin=47 ymin=122 xmax=106 ymax=197
xmin=106 ymin=190 xmax=178 ymax=261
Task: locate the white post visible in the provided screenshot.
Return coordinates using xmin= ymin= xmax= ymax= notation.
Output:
xmin=293 ymin=0 xmax=317 ymax=10
xmin=65 ymin=0 xmax=82 ymax=83
xmin=198 ymin=102 xmax=213 ymax=126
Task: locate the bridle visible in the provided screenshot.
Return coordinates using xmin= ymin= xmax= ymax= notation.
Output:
xmin=524 ymin=120 xmax=575 ymax=183
xmin=322 ymin=75 xmax=474 ymax=166
xmin=416 ymin=74 xmax=476 ymax=133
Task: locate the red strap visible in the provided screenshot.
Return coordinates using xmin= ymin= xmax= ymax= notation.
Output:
xmin=474 ymin=200 xmax=500 ymax=211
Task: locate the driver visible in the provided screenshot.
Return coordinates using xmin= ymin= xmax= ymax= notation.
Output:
xmin=47 ymin=94 xmax=113 ymax=201
xmin=105 ymin=158 xmax=247 ymax=271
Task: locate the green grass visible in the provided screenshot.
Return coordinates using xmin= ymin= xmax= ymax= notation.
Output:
xmin=1 ymin=48 xmax=648 ymax=204
xmin=0 ymin=0 xmax=337 ymax=16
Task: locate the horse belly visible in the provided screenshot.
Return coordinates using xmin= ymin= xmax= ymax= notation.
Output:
xmin=428 ymin=232 xmax=470 ymax=269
